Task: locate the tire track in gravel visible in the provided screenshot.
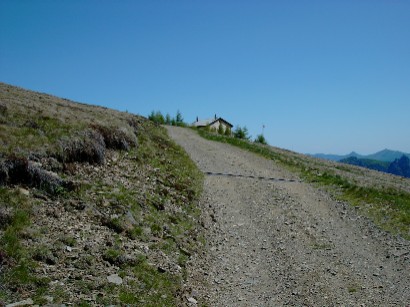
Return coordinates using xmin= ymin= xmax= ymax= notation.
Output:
xmin=166 ymin=126 xmax=410 ymax=306
xmin=204 ymin=171 xmax=300 ymax=183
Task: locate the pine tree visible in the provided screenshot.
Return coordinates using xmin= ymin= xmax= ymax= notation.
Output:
xmin=218 ymin=124 xmax=224 ymax=135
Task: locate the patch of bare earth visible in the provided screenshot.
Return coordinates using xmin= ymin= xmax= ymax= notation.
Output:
xmin=167 ymin=126 xmax=410 ymax=306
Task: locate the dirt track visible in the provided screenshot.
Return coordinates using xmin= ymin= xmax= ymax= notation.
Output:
xmin=167 ymin=126 xmax=410 ymax=306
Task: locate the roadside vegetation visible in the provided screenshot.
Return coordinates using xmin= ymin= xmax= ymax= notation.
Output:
xmin=0 ymin=83 xmax=203 ymax=305
xmin=197 ymin=129 xmax=410 ymax=240
xmin=148 ymin=110 xmax=187 ymax=127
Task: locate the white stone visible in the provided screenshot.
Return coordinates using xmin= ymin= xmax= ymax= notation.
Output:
xmin=6 ymin=298 xmax=34 ymax=307
xmin=187 ymin=297 xmax=197 ymax=304
xmin=107 ymin=274 xmax=123 ymax=285
xmin=18 ymin=188 xmax=30 ymax=196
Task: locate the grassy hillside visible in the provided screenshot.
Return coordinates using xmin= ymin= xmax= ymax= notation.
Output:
xmin=0 ymin=83 xmax=203 ymax=305
xmin=197 ymin=129 xmax=410 ymax=240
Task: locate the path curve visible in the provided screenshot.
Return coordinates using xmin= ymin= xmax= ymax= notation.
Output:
xmin=167 ymin=126 xmax=410 ymax=306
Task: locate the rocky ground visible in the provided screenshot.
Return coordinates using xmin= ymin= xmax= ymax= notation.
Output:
xmin=168 ymin=126 xmax=410 ymax=306
xmin=0 ymin=83 xmax=203 ymax=306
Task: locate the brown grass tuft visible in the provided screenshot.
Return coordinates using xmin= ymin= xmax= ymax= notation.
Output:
xmin=57 ymin=129 xmax=106 ymax=164
xmin=0 ymin=156 xmax=71 ymax=194
xmin=91 ymin=124 xmax=137 ymax=151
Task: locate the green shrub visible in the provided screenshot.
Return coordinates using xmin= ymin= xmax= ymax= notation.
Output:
xmin=127 ymin=226 xmax=144 ymax=240
xmin=175 ymin=110 xmax=184 ymax=126
xmin=59 ymin=234 xmax=77 ymax=247
xmin=101 ymin=217 xmax=126 ymax=233
xmin=255 ymin=134 xmax=267 ymax=145
xmin=103 ymin=248 xmax=123 ymax=265
xmin=233 ymin=125 xmax=250 ymax=140
xmin=148 ymin=111 xmax=165 ymax=124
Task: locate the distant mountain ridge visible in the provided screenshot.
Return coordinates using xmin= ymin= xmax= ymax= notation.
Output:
xmin=311 ymin=149 xmax=410 ymax=179
xmin=312 ymin=149 xmax=410 ymax=162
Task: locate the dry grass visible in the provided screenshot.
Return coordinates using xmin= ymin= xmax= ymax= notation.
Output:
xmin=0 ymin=82 xmax=138 ymax=158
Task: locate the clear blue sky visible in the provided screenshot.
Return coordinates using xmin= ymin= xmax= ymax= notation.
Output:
xmin=1 ymin=0 xmax=409 ymax=154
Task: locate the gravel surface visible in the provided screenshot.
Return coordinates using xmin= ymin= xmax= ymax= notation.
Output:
xmin=167 ymin=126 xmax=410 ymax=306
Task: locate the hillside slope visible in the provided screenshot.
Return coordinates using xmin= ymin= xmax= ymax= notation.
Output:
xmin=0 ymin=83 xmax=203 ymax=305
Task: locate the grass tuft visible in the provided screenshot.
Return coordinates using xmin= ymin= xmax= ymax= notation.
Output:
xmin=0 ymin=188 xmax=36 ymax=301
xmin=91 ymin=124 xmax=137 ymax=151
xmin=0 ymin=156 xmax=71 ymax=195
xmin=56 ymin=129 xmax=106 ymax=164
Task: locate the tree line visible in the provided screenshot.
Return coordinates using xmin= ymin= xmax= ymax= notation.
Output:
xmin=148 ymin=110 xmax=187 ymax=127
xmin=148 ymin=110 xmax=268 ymax=145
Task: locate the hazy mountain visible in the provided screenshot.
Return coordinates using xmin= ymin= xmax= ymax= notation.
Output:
xmin=311 ymin=151 xmax=363 ymax=161
xmin=312 ymin=149 xmax=410 ymax=162
xmin=367 ymin=149 xmax=410 ymax=162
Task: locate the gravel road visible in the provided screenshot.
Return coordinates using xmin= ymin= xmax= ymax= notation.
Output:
xmin=167 ymin=126 xmax=410 ymax=306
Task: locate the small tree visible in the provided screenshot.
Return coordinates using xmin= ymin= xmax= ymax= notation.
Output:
xmin=218 ymin=124 xmax=224 ymax=135
xmin=255 ymin=134 xmax=268 ymax=145
xmin=175 ymin=110 xmax=184 ymax=126
xmin=224 ymin=126 xmax=231 ymax=136
xmin=165 ymin=113 xmax=172 ymax=125
xmin=233 ymin=125 xmax=250 ymax=140
xmin=148 ymin=110 xmax=156 ymax=122
xmin=148 ymin=110 xmax=165 ymax=124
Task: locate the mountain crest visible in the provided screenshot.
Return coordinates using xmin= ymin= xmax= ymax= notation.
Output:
xmin=313 ymin=149 xmax=410 ymax=163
